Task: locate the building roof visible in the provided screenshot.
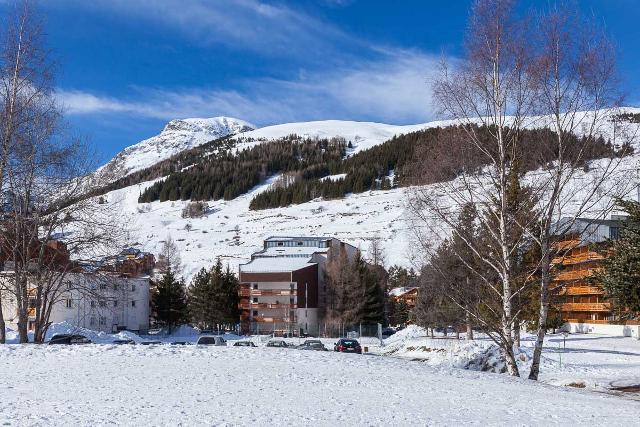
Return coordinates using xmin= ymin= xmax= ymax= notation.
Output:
xmin=239 ymin=257 xmax=316 ymax=274
xmin=389 ymin=287 xmax=418 ymax=297
xmin=264 ymin=236 xmax=333 ymax=242
xmin=554 ymin=216 xmax=623 ymax=245
xmin=253 ymin=246 xmax=329 ymax=258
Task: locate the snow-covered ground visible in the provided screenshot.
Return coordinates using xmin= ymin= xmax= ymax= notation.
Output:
xmin=1 ymin=338 xmax=638 ymax=425
xmin=376 ymin=325 xmax=640 ymax=397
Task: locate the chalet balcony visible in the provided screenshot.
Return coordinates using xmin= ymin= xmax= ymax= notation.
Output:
xmin=239 ymin=288 xmax=297 ymax=297
xmin=239 ymin=302 xmax=297 ymax=310
xmin=552 ymin=269 xmax=597 ymax=282
xmin=554 ymin=285 xmax=604 ymax=296
xmin=552 ymin=252 xmax=604 ymax=266
xmin=559 ymin=302 xmax=611 ymax=312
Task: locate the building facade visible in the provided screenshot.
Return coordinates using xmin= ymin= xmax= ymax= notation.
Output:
xmin=238 ymin=236 xmax=357 ymax=336
xmin=1 ymin=273 xmax=151 ymax=334
xmin=552 ymin=217 xmax=639 ymax=336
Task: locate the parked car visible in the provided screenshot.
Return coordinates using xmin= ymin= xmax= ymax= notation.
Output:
xmin=233 ymin=341 xmax=257 ymax=347
xmin=196 ymin=336 xmax=226 ymax=346
xmin=266 ymin=340 xmax=289 ymax=348
xmin=140 ymin=341 xmax=162 ymax=345
xmin=112 ymin=339 xmax=135 ymax=345
xmin=301 ymin=339 xmax=322 ymax=347
xmin=334 ymin=338 xmax=362 ymax=354
xmin=300 ymin=342 xmax=328 ymax=351
xmin=48 ymin=334 xmax=92 ymax=345
xmin=170 ymin=341 xmax=188 ymax=345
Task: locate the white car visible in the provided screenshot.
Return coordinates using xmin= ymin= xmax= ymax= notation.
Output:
xmin=196 ymin=336 xmax=227 ymax=346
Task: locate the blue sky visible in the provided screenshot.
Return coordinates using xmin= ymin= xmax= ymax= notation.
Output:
xmin=3 ymin=0 xmax=639 ymax=163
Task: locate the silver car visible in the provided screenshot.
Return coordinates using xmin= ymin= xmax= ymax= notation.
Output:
xmin=196 ymin=336 xmax=227 ymax=346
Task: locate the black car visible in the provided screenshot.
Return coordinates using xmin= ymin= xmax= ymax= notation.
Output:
xmin=233 ymin=341 xmax=257 ymax=347
xmin=334 ymin=338 xmax=362 ymax=354
xmin=112 ymin=339 xmax=135 ymax=345
xmin=48 ymin=334 xmax=92 ymax=345
xmin=266 ymin=340 xmax=288 ymax=348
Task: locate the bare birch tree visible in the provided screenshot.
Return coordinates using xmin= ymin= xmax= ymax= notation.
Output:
xmin=409 ymin=0 xmax=537 ymax=376
xmin=0 ymin=0 xmax=127 ymax=343
xmin=525 ymin=4 xmax=634 ymax=380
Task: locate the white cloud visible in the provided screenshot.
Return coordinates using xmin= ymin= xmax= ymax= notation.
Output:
xmin=59 ymin=50 xmax=440 ymax=125
xmin=53 ymin=0 xmax=354 ymax=60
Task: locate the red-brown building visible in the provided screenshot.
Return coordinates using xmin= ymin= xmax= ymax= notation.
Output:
xmin=239 ymin=236 xmax=356 ymax=336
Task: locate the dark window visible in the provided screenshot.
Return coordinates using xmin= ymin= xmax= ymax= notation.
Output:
xmin=277 ymin=242 xmax=283 ymax=246
xmin=65 ymin=299 xmax=72 ymax=308
xmin=297 ymin=241 xmax=303 ymax=246
xmin=609 ymin=227 xmax=619 ymax=240
xmin=90 ymin=301 xmax=96 ymax=308
xmin=253 ymin=297 xmax=258 ymax=303
xmin=252 ymin=283 xmax=258 ymax=289
xmin=253 ymin=310 xmax=258 ymax=316
xmin=131 ymin=285 xmax=136 ymax=292
xmin=113 ymin=300 xmax=118 ymax=307
xmin=131 ymin=300 xmax=136 ymax=307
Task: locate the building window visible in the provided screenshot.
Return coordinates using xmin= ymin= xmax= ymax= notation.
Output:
xmin=253 ymin=297 xmax=258 ymax=303
xmin=131 ymin=300 xmax=136 ymax=307
xmin=610 ymin=226 xmax=619 ymax=240
xmin=297 ymin=241 xmax=303 ymax=246
xmin=131 ymin=284 xmax=136 ymax=292
xmin=90 ymin=300 xmax=96 ymax=308
xmin=66 ymin=282 xmax=73 ymax=290
xmin=253 ymin=310 xmax=258 ymax=316
xmin=277 ymin=242 xmax=283 ymax=246
xmin=252 ymin=283 xmax=258 ymax=289
xmin=99 ymin=316 xmax=106 ymax=325
xmin=28 ymin=298 xmax=36 ymax=309
xmin=99 ymin=300 xmax=106 ymax=307
xmin=90 ymin=317 xmax=96 ymax=326
xmin=99 ymin=283 xmax=107 ymax=290
xmin=65 ymin=299 xmax=73 ymax=309
xmin=113 ymin=300 xmax=118 ymax=307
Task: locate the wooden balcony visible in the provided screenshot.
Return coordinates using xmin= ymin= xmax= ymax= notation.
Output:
xmin=552 ymin=269 xmax=598 ymax=282
xmin=239 ymin=302 xmax=297 ymax=310
xmin=552 ymin=252 xmax=604 ymax=266
xmin=239 ymin=288 xmax=297 ymax=297
xmin=559 ymin=302 xmax=611 ymax=312
xmin=556 ymin=286 xmax=604 ymax=296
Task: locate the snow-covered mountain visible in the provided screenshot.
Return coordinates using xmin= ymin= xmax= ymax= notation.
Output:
xmin=97 ymin=117 xmax=255 ymax=180
xmin=87 ymin=110 xmax=640 ymax=281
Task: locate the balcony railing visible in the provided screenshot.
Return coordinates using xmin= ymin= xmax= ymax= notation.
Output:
xmin=239 ymin=288 xmax=297 ymax=297
xmin=559 ymin=302 xmax=611 ymax=312
xmin=239 ymin=302 xmax=297 ymax=310
xmin=555 ymin=286 xmax=604 ymax=296
xmin=251 ymin=316 xmax=294 ymax=323
xmin=552 ymin=252 xmax=604 ymax=266
xmin=552 ymin=269 xmax=598 ymax=282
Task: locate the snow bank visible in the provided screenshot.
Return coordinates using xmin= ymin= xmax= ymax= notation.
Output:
xmin=380 ymin=326 xmax=531 ymax=373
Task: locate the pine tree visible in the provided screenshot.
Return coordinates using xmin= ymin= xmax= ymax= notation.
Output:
xmin=152 ymin=270 xmax=190 ymax=333
xmin=594 ymin=199 xmax=640 ymax=319
xmin=187 ymin=267 xmax=214 ymax=329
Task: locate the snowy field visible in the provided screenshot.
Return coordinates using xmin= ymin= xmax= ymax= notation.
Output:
xmin=1 ymin=342 xmax=639 ymax=426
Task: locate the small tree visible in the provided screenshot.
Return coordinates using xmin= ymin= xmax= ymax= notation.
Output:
xmin=152 ymin=270 xmax=189 ymax=334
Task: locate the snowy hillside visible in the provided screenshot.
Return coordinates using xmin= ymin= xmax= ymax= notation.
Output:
xmin=232 ymin=119 xmax=435 ymax=155
xmin=87 ymin=109 xmax=640 ymax=281
xmin=96 ymin=117 xmax=255 ymax=180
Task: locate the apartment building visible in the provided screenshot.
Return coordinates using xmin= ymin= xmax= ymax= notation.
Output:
xmin=0 ymin=272 xmax=152 ymax=334
xmin=552 ymin=216 xmax=639 ymax=336
xmin=238 ymin=236 xmax=357 ymax=336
